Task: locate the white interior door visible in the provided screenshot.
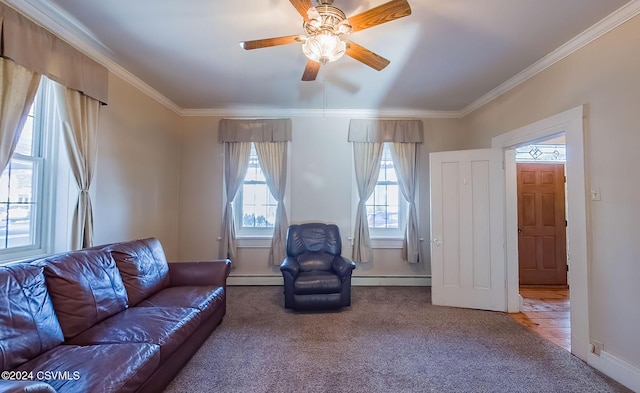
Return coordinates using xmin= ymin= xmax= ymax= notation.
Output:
xmin=430 ymin=149 xmax=506 ymax=311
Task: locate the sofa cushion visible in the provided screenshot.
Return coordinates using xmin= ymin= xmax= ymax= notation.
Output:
xmin=17 ymin=343 xmax=160 ymax=393
xmin=67 ymin=307 xmax=200 ymax=361
xmin=0 ymin=264 xmax=64 ymax=371
xmin=137 ymin=286 xmax=225 ymax=320
xmin=107 ymin=238 xmax=170 ymax=306
xmin=43 ymin=249 xmax=129 ymax=339
xmin=294 ymin=271 xmax=342 ymax=295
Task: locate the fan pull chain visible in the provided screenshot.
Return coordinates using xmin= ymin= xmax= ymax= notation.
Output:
xmin=322 ymin=74 xmax=327 ymax=119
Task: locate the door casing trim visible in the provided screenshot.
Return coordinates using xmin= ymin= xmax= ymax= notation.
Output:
xmin=492 ymin=105 xmax=589 ymax=361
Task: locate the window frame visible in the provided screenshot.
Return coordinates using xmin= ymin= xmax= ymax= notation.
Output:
xmin=233 ymin=142 xmax=290 ymax=246
xmin=366 ymin=143 xmax=406 ymax=240
xmin=351 ymin=142 xmax=408 ymax=248
xmin=0 ymin=80 xmax=58 ymax=263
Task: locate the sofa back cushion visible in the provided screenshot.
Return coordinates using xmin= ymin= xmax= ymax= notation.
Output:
xmin=43 ymin=250 xmax=129 ymax=339
xmin=0 ymin=264 xmax=64 ymax=370
xmin=107 ymin=238 xmax=170 ymax=306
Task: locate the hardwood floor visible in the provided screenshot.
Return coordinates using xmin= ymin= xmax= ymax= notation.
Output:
xmin=509 ymin=287 xmax=570 ymax=351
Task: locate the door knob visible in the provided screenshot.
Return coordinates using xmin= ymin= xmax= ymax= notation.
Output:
xmin=518 ymin=228 xmax=523 ymax=233
xmin=432 ymin=238 xmax=441 ymax=246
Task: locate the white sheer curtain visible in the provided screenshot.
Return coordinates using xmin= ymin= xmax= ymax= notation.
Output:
xmin=391 ymin=142 xmax=421 ymax=263
xmin=255 ymin=142 xmax=289 ymax=265
xmin=53 ymin=82 xmax=100 ymax=250
xmin=352 ymin=142 xmax=384 ymax=263
xmin=0 ymin=58 xmax=41 ymax=173
xmin=219 ymin=142 xmax=251 ymax=260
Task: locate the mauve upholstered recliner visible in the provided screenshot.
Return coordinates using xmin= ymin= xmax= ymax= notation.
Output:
xmin=280 ymin=223 xmax=356 ymax=311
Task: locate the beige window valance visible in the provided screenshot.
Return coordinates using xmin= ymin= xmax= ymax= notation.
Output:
xmin=0 ymin=4 xmax=108 ymax=104
xmin=219 ymin=118 xmax=292 ymax=142
xmin=348 ymin=119 xmax=423 ymax=143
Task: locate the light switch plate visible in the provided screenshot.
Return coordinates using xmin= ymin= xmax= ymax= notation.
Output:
xmin=591 ymin=187 xmax=601 ymax=201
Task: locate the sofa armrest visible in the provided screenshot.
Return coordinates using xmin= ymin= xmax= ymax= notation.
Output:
xmin=0 ymin=380 xmax=57 ymax=393
xmin=280 ymin=257 xmax=300 ymax=278
xmin=332 ymin=256 xmax=356 ymax=278
xmin=168 ymin=260 xmax=231 ymax=287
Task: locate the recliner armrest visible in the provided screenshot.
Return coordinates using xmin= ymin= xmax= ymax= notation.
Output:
xmin=168 ymin=260 xmax=231 ymax=287
xmin=332 ymin=256 xmax=356 ymax=278
xmin=280 ymin=257 xmax=300 ymax=278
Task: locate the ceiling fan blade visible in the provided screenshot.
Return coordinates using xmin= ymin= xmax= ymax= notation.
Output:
xmin=289 ymin=0 xmax=314 ymax=22
xmin=240 ymin=35 xmax=303 ymax=50
xmin=348 ymin=0 xmax=412 ymax=33
xmin=345 ymin=40 xmax=390 ymax=71
xmin=302 ymin=60 xmax=321 ymax=81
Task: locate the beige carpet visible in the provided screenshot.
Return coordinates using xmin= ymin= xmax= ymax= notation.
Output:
xmin=164 ymin=286 xmax=629 ymax=393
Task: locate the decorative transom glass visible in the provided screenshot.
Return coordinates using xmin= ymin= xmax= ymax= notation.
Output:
xmin=515 ymin=144 xmax=566 ymax=162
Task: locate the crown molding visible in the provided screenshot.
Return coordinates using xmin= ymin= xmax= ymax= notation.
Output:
xmin=6 ymin=0 xmax=639 ymax=119
xmin=180 ymin=107 xmax=462 ymax=118
xmin=460 ymin=0 xmax=640 ymax=117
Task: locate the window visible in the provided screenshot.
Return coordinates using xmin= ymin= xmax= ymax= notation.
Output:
xmin=0 ymin=81 xmax=55 ymax=261
xmin=235 ymin=143 xmax=277 ymax=236
xmin=366 ymin=143 xmax=405 ymax=238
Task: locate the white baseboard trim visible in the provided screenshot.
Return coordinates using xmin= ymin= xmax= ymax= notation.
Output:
xmin=227 ymin=275 xmax=283 ymax=286
xmin=226 ymin=274 xmax=431 ymax=287
xmin=352 ymin=275 xmax=431 ymax=286
xmin=587 ymin=350 xmax=640 ymax=392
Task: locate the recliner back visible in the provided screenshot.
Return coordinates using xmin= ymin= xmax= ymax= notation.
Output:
xmin=286 ymin=223 xmax=342 ymax=272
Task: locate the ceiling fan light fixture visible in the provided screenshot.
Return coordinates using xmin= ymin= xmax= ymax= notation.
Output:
xmin=301 ymin=3 xmax=350 ymax=66
xmin=303 ymin=5 xmax=348 ymax=37
xmin=307 ymin=7 xmax=321 ymax=22
xmin=337 ymin=20 xmax=352 ymax=35
xmin=241 ymin=0 xmax=412 ymax=80
xmin=302 ymin=31 xmax=346 ymax=65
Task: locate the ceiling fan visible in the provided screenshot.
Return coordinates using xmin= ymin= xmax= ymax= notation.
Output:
xmin=240 ymin=0 xmax=412 ymax=81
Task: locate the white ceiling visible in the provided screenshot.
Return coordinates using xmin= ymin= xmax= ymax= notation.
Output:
xmin=11 ymin=0 xmax=635 ymax=114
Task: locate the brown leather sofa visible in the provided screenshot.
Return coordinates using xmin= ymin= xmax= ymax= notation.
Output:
xmin=0 ymin=238 xmax=231 ymax=393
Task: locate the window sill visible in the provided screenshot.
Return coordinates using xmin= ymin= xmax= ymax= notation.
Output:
xmin=236 ymin=237 xmax=273 ymax=248
xmin=370 ymin=238 xmax=404 ymax=249
xmin=0 ymin=248 xmax=50 ymax=266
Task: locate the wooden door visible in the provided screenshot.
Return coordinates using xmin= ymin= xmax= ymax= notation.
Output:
xmin=517 ymin=163 xmax=567 ymax=285
xmin=430 ymin=149 xmax=506 ymax=311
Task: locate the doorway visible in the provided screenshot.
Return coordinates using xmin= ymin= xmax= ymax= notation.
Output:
xmin=491 ymin=105 xmax=589 ymax=361
xmin=514 ymin=137 xmax=570 ymax=351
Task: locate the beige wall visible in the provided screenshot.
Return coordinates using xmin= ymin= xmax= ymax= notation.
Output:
xmin=177 ymin=115 xmax=461 ymax=279
xmin=93 ymin=74 xmax=182 ymax=260
xmin=459 ymin=15 xmax=640 ymax=369
xmin=177 ymin=116 xmax=223 ymax=261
